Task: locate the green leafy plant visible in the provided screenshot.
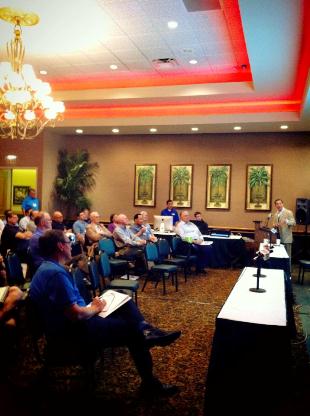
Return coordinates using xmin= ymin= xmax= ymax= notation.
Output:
xmin=249 ymin=166 xmax=270 ymax=207
xmin=172 ymin=167 xmax=191 ymax=205
xmin=53 ymin=149 xmax=98 ymax=218
xmin=210 ymin=166 xmax=228 ymax=206
xmin=137 ymin=166 xmax=154 ymax=201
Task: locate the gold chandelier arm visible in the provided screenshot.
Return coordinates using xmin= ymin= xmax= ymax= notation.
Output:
xmin=0 ymin=7 xmax=65 ymax=140
xmin=7 ymin=24 xmax=25 ymax=73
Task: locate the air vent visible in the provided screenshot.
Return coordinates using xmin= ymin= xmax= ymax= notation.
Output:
xmin=152 ymin=58 xmax=179 ymax=70
xmin=182 ymin=0 xmax=221 ymax=12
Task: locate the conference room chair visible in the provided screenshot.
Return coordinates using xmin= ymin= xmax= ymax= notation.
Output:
xmin=25 ymin=295 xmax=98 ymax=390
xmin=98 ymin=238 xmax=130 ymax=278
xmin=73 ymin=267 xmax=93 ymax=304
xmin=99 ymin=252 xmax=139 ymax=304
xmin=297 ymin=259 xmax=310 ymax=284
xmin=142 ymin=243 xmax=178 ymax=295
xmin=171 ymin=237 xmax=198 ymax=277
xmin=88 ymin=258 xmax=104 ymax=297
xmin=4 ymin=251 xmax=31 ymax=290
xmin=157 ymin=238 xmax=188 ymax=282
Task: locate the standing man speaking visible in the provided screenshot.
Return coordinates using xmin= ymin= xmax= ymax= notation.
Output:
xmin=273 ymin=198 xmax=296 ymax=263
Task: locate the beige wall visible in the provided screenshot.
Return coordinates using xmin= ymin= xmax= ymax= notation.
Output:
xmin=41 ymin=131 xmax=310 ymax=229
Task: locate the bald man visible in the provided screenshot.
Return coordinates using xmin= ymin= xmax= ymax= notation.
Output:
xmin=175 ymin=211 xmax=211 ymax=274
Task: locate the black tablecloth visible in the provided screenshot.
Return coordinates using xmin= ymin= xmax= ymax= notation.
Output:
xmin=204 ymin=237 xmax=247 ymax=268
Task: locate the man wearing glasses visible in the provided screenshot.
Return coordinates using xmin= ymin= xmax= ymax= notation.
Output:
xmin=30 ymin=229 xmax=181 ymax=396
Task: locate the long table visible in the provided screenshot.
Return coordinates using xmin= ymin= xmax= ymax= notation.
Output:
xmin=260 ymin=242 xmax=290 ymax=275
xmin=203 ymin=234 xmax=247 ymax=268
xmin=204 ymin=267 xmax=291 ymax=415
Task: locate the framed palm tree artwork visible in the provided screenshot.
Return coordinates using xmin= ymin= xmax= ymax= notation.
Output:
xmin=134 ymin=164 xmax=157 ymax=207
xmin=246 ymin=164 xmax=272 ymax=211
xmin=206 ymin=164 xmax=231 ymax=209
xmin=170 ymin=165 xmax=193 ymax=208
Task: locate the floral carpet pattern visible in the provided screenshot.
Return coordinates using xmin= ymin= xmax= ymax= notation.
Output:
xmin=1 ymin=268 xmax=310 ymax=416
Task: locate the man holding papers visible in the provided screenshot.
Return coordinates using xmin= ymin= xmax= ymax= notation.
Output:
xmin=30 ymin=230 xmax=181 ymax=396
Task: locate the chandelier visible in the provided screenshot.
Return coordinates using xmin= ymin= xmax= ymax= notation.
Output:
xmin=0 ymin=7 xmax=65 ymax=140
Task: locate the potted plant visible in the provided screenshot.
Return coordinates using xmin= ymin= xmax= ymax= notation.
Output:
xmin=172 ymin=166 xmax=190 ymax=205
xmin=137 ymin=166 xmax=154 ymax=203
xmin=248 ymin=166 xmax=270 ymax=208
xmin=53 ymin=149 xmax=98 ymax=219
xmin=210 ymin=166 xmax=228 ymax=207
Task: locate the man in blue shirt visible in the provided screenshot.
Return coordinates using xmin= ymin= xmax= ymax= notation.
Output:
xmin=160 ymin=199 xmax=179 ymax=225
xmin=30 ymin=229 xmax=181 ymax=396
xmin=21 ymin=188 xmax=40 ymax=215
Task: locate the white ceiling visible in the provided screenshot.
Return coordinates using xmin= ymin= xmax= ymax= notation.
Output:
xmin=0 ymin=0 xmax=309 ymax=135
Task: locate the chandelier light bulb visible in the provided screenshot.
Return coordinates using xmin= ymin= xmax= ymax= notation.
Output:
xmin=0 ymin=7 xmax=65 ymax=139
xmin=4 ymin=110 xmax=15 ymax=120
xmin=24 ymin=110 xmax=36 ymax=121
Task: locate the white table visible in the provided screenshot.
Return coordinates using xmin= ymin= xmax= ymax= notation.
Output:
xmin=205 ymin=267 xmax=291 ymax=415
xmin=218 ymin=267 xmax=286 ymax=326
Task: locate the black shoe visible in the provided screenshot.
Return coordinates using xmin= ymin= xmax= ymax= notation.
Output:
xmin=140 ymin=379 xmax=180 ymax=397
xmin=144 ymin=327 xmax=181 ymax=348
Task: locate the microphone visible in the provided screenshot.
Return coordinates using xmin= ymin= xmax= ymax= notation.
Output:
xmin=265 ymin=213 xmax=272 ymax=227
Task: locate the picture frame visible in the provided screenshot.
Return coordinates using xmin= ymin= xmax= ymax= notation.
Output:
xmin=170 ymin=165 xmax=193 ymax=208
xmin=206 ymin=164 xmax=231 ymax=210
xmin=134 ymin=164 xmax=157 ymax=207
xmin=13 ymin=185 xmax=29 ymax=205
xmin=245 ymin=164 xmax=272 ymax=211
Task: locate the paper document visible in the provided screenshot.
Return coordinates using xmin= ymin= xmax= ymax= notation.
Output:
xmin=88 ymin=289 xmax=130 ymax=318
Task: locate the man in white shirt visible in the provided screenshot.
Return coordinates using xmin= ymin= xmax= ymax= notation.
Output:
xmin=175 ymin=211 xmax=211 ymax=274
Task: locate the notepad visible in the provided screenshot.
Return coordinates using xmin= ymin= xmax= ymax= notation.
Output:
xmin=88 ymin=290 xmax=131 ymax=318
xmin=0 ymin=286 xmax=9 ymax=305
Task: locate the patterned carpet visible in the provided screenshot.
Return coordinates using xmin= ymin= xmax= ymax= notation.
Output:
xmin=1 ymin=267 xmax=310 ymax=416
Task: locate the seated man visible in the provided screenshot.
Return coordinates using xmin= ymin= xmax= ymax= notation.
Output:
xmin=175 ymin=211 xmax=212 ymax=274
xmin=160 ymin=200 xmax=179 ymax=226
xmin=30 ymin=229 xmax=181 ymax=396
xmin=19 ymin=208 xmax=32 ymax=232
xmin=0 ymin=212 xmax=32 ymax=260
xmin=52 ymin=211 xmax=67 ymax=231
xmin=113 ymin=214 xmax=147 ymax=274
xmin=29 ymin=211 xmax=52 ymax=272
xmin=192 ymin=211 xmax=209 ymax=235
xmin=86 ymin=211 xmax=112 ymax=244
xmin=130 ymin=213 xmax=157 ymax=243
xmin=72 ymin=210 xmax=88 ymax=245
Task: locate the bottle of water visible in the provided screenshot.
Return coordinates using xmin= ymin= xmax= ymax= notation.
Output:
xmin=159 ymin=218 xmax=165 ymax=233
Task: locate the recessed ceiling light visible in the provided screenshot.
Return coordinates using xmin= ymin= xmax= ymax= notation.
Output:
xmin=112 ymin=128 xmax=119 ymax=133
xmin=5 ymin=154 xmax=17 ymax=160
xmin=150 ymin=128 xmax=157 ymax=133
xmin=280 ymin=125 xmax=288 ymax=130
xmin=110 ymin=64 xmax=118 ymax=70
xmin=75 ymin=129 xmax=83 ymax=134
xmin=189 ymin=59 xmax=198 ymax=65
xmin=39 ymin=70 xmax=47 ymax=75
xmin=233 ymin=126 xmax=242 ymax=131
xmin=167 ymin=21 xmax=178 ymax=29
xmin=191 ymin=127 xmax=199 ymax=131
